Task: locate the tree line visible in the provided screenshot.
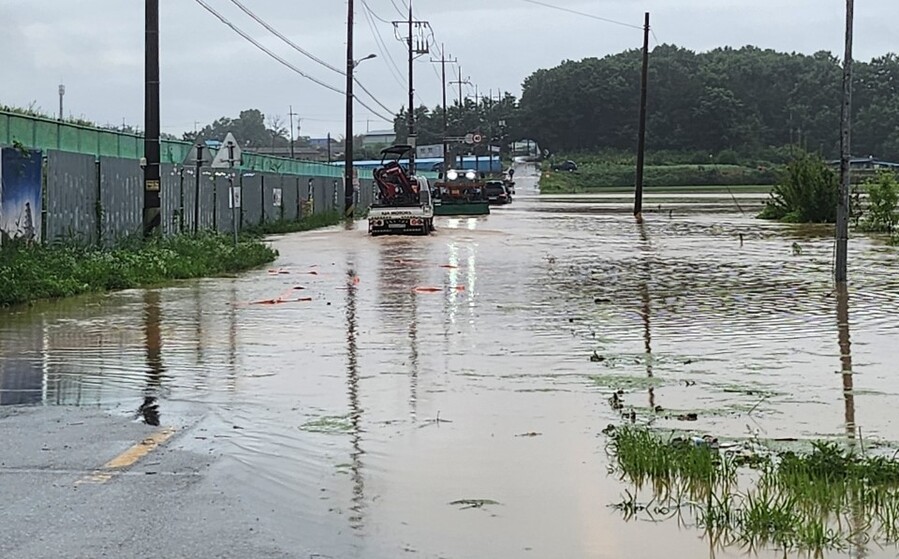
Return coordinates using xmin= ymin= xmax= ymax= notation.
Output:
xmin=392 ymin=45 xmax=899 ymax=162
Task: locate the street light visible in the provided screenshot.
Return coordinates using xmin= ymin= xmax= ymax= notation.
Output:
xmin=344 ymin=36 xmax=378 ymax=220
xmin=354 ymin=53 xmax=377 ymax=68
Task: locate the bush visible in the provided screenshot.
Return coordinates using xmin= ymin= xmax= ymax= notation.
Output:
xmin=0 ymin=233 xmax=278 ymax=307
xmin=862 ymin=171 xmax=899 ymax=233
xmin=758 ymin=154 xmax=839 ymax=223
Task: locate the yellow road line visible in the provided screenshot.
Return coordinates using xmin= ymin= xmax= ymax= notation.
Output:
xmin=76 ymin=427 xmax=176 ymax=485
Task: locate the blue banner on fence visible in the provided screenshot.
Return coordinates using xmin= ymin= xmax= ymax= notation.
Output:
xmin=0 ymin=147 xmax=43 ymax=244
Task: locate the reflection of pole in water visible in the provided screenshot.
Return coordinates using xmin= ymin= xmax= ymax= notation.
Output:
xmin=194 ymin=281 xmax=207 ymax=389
xmin=836 ymin=284 xmax=856 ymax=439
xmin=227 ymin=281 xmax=238 ymax=392
xmin=409 ymin=287 xmax=420 ymax=421
xmin=637 ymin=222 xmax=654 ymax=408
xmin=836 ymin=286 xmax=867 ymax=559
xmin=139 ymin=290 xmax=165 ymax=426
xmin=345 ymin=258 xmax=366 ymax=530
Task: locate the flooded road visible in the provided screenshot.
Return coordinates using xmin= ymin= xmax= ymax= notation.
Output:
xmin=2 ymin=166 xmax=899 ymax=558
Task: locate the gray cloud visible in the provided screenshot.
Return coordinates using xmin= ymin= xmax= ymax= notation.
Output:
xmin=1 ymin=0 xmax=895 ymax=138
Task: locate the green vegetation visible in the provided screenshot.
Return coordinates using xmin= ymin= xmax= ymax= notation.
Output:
xmin=861 ymin=171 xmax=899 ymax=233
xmin=244 ymin=211 xmax=341 ymax=236
xmin=393 ymin=47 xmax=899 ymax=163
xmin=758 ymin=153 xmax=839 ymax=223
xmin=540 ymin=161 xmax=775 ymax=192
xmin=299 ymin=415 xmax=353 ymax=434
xmin=607 ymin=426 xmax=899 ymax=552
xmin=0 ymin=233 xmax=277 ymax=307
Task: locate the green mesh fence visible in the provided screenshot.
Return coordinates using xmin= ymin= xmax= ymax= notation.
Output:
xmin=0 ymin=109 xmax=394 ymax=180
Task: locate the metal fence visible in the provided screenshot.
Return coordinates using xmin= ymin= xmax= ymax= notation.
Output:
xmin=34 ymin=150 xmax=362 ymax=244
xmin=2 ymin=110 xmax=410 ymax=244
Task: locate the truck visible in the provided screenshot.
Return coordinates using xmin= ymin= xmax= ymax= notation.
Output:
xmin=368 ymin=145 xmax=435 ymax=236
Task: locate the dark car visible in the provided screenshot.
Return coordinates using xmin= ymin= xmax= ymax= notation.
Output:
xmin=485 ymin=180 xmax=510 ymax=205
xmin=551 ymin=160 xmax=578 ymax=172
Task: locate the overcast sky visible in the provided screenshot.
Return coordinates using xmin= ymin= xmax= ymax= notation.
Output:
xmin=1 ymin=0 xmax=896 ymax=139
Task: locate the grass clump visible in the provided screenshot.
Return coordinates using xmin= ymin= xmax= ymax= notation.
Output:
xmin=607 ymin=427 xmax=899 ymax=553
xmin=244 ymin=211 xmax=341 ymax=236
xmin=0 ymin=233 xmax=277 ymax=307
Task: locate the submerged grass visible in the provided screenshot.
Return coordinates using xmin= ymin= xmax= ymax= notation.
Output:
xmin=0 ymin=233 xmax=277 ymax=307
xmin=243 ymin=211 xmax=341 ymax=236
xmin=607 ymin=427 xmax=899 ymax=553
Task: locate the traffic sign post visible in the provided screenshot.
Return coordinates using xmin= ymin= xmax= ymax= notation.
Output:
xmin=211 ymin=133 xmax=243 ymax=245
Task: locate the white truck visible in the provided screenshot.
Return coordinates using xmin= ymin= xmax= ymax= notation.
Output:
xmin=368 ymin=145 xmax=435 ymax=236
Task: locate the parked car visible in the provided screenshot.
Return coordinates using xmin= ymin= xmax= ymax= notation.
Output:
xmin=551 ymin=160 xmax=578 ymax=172
xmin=485 ymin=180 xmax=510 ymax=205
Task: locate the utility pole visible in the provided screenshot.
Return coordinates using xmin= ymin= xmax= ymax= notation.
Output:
xmin=633 ymin=12 xmax=650 ymax=224
xmin=835 ymin=0 xmax=854 ymax=284
xmin=449 ymin=66 xmax=471 ymax=107
xmin=58 ymin=84 xmax=65 ymax=121
xmin=345 ymin=0 xmax=355 ymax=219
xmin=431 ymin=44 xmax=457 ymax=169
xmin=327 ymin=132 xmax=332 ymax=164
xmin=288 ymin=105 xmax=298 ymax=159
xmin=143 ymin=0 xmax=161 ymax=237
xmin=394 ymin=4 xmax=430 ymax=174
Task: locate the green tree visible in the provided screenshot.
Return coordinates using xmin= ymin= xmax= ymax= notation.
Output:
xmin=862 ymin=171 xmax=899 ymax=232
xmin=759 ymin=153 xmax=839 ymax=223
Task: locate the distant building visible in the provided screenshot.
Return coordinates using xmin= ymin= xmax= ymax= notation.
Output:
xmin=309 ymin=137 xmax=336 ymax=148
xmin=827 ymin=156 xmax=899 ymax=170
xmin=362 ymin=129 xmax=396 ymax=147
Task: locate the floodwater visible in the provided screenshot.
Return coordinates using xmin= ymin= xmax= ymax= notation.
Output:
xmin=2 ymin=166 xmax=899 ymax=558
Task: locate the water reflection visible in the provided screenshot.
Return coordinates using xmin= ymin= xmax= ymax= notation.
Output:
xmin=345 ymin=254 xmax=366 ymax=531
xmin=836 ymin=284 xmax=856 ymax=440
xmin=375 ymin=239 xmax=423 ymax=420
xmin=138 ymin=290 xmax=164 ymax=426
xmin=637 ymin=222 xmax=654 ymax=409
xmin=0 ymin=316 xmax=44 ymax=406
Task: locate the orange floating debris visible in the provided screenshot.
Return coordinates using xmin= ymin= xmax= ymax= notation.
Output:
xmin=454 ymin=285 xmax=466 ymax=291
xmin=250 ymin=298 xmax=281 ymax=305
xmin=413 ymin=286 xmax=443 ymax=293
xmin=439 ymin=264 xmax=458 ymax=269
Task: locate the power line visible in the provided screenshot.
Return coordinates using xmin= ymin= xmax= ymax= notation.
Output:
xmin=389 ymin=0 xmax=407 ymax=18
xmin=362 ymin=0 xmax=392 ymax=24
xmin=193 ymin=0 xmax=392 ymax=122
xmin=518 ymin=0 xmax=643 ymax=29
xmin=226 ymin=0 xmax=396 ymax=117
xmin=360 ymin=0 xmax=406 ymax=88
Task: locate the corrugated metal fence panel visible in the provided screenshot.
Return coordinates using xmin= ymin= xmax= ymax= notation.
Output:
xmin=311 ymin=177 xmax=326 ymax=216
xmin=99 ymin=156 xmax=142 ymax=242
xmin=357 ymin=178 xmax=374 ymax=213
xmin=45 ymin=151 xmax=98 ymax=244
xmin=214 ymin=172 xmax=237 ymax=234
xmin=262 ymin=174 xmax=279 ymax=224
xmin=281 ymin=176 xmax=298 ymax=222
xmin=240 ymin=173 xmax=263 ymax=227
xmin=180 ymin=167 xmax=200 ymax=233
xmin=199 ymin=169 xmax=216 ymax=231
xmin=160 ymin=164 xmax=184 ymax=236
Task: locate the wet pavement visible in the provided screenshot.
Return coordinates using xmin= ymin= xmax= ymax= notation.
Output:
xmin=2 ymin=165 xmax=898 ymax=558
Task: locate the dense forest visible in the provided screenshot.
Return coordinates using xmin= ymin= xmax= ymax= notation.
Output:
xmin=393 ymin=45 xmax=899 ymax=161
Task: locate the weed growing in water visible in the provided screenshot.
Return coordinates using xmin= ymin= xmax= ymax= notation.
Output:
xmin=606 ymin=427 xmax=899 ymax=553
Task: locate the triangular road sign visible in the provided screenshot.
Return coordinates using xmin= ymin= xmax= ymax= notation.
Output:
xmin=211 ymin=132 xmax=242 ymax=168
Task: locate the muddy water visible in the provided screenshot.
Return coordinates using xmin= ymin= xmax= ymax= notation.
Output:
xmin=2 ymin=166 xmax=898 ymax=558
